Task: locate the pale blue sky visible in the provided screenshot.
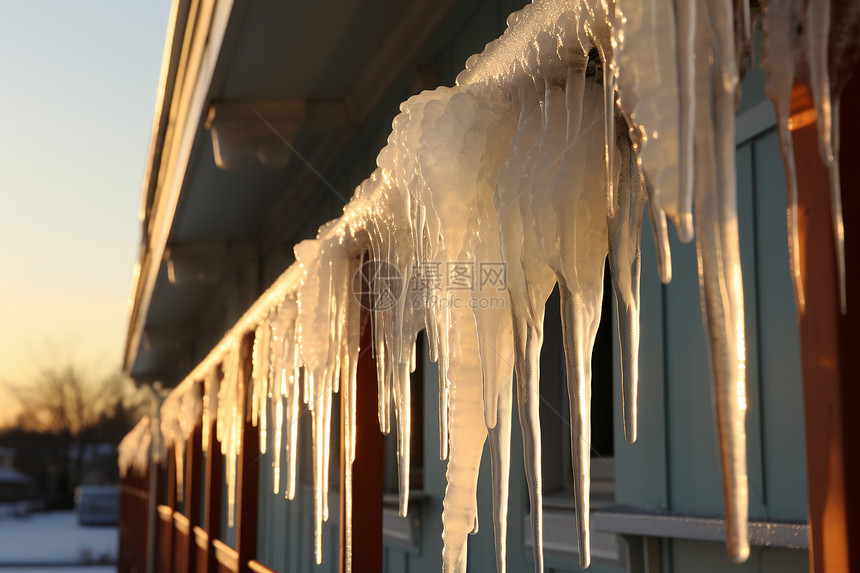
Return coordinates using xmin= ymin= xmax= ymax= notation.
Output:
xmin=0 ymin=1 xmax=172 ymax=424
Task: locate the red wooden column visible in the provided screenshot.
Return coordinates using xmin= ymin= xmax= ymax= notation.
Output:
xmin=792 ymin=70 xmax=860 ymax=573
xmin=339 ymin=315 xmax=384 ymax=572
xmin=177 ymin=400 xmax=204 ymax=573
xmin=119 ymin=463 xmax=151 ymax=573
xmin=201 ymin=368 xmax=224 ymax=573
xmin=157 ymin=446 xmax=177 ymax=573
xmin=235 ymin=332 xmax=260 ymax=573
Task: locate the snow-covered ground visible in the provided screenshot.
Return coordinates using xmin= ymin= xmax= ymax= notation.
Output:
xmin=0 ymin=511 xmax=117 ymax=571
xmin=0 ymin=565 xmax=116 ymax=573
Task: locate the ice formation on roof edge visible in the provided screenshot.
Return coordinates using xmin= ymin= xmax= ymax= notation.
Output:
xmin=118 ymin=414 xmax=164 ymax=479
xmin=139 ymin=0 xmax=860 ymax=570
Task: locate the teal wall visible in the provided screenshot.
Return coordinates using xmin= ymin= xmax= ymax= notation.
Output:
xmin=613 ymin=48 xmax=809 ymax=570
xmin=256 ymin=409 xmax=341 ymax=572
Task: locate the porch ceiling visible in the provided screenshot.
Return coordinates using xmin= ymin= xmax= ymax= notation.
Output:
xmin=128 ymin=0 xmax=454 ymax=384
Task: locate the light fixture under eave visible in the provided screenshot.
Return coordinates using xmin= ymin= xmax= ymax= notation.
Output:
xmin=204 ymin=100 xmax=306 ymax=170
xmin=164 ymin=242 xmax=258 ymax=285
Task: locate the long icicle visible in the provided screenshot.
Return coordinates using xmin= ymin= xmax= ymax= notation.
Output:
xmin=699 ymin=0 xmax=749 ymax=561
xmin=608 ymin=118 xmax=647 ymax=444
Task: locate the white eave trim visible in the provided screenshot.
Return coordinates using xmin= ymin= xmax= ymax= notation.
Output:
xmin=124 ymin=0 xmax=237 ymax=375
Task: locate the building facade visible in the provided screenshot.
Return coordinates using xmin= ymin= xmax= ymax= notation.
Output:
xmin=119 ymin=1 xmax=833 ymax=572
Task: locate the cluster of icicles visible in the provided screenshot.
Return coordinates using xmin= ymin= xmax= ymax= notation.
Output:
xmin=118 ymin=414 xmax=165 ymax=479
xmin=143 ymin=0 xmax=859 ymax=570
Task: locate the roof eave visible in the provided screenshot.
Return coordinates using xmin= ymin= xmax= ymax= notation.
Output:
xmin=123 ymin=0 xmax=237 ymax=379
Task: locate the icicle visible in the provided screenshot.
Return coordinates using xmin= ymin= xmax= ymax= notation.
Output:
xmin=734 ymin=0 xmax=752 ymax=79
xmin=341 ymin=254 xmax=361 ymax=573
xmin=675 ymin=0 xmax=696 ymax=242
xmin=807 ymin=0 xmax=846 ymax=312
xmin=270 ymin=299 xmax=294 ymax=494
xmin=760 ymin=0 xmax=806 ymax=313
xmin=550 ymin=78 xmax=612 ymax=569
xmin=251 ymin=319 xmax=272 ymax=455
xmin=441 ymin=309 xmax=488 ymax=573
xmin=375 ymin=319 xmax=390 ymax=434
xmin=251 ymin=325 xmax=264 ymax=426
xmin=461 ymin=92 xmax=519 ymax=571
xmin=285 ymin=363 xmax=300 ymax=500
xmin=312 ymin=401 xmax=324 ymax=564
xmin=439 ymin=352 xmax=450 ymax=461
xmin=531 ymin=78 xmax=568 ymax=271
xmin=159 ymin=375 xmax=203 ymax=504
xmin=201 ymin=369 xmax=214 ymax=453
xmin=395 ymin=360 xmax=411 ymax=516
xmin=321 ymin=374 xmax=333 ymax=522
xmin=608 ymin=118 xmax=647 ymax=444
xmin=487 ymin=371 xmax=513 ymax=573
xmin=698 ymin=0 xmax=749 ymax=562
xmin=343 ymin=441 xmax=354 ymax=573
xmin=496 ymin=74 xmax=555 ymax=573
xmin=175 ymin=440 xmax=185 ymax=502
xmin=615 ymin=0 xmax=683 ymax=242
xmin=647 ymin=200 xmax=673 ymax=284
xmin=213 ymin=340 xmax=244 ymax=529
xmin=273 ymin=371 xmax=284 ymax=494
xmin=596 ymin=41 xmax=617 ymax=220
xmin=119 ymin=415 xmax=159 ymax=478
xmin=341 ymin=251 xmax=363 ymax=571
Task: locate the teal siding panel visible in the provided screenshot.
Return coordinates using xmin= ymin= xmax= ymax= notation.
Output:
xmin=749 ymin=130 xmax=807 ymax=521
xmin=252 ymin=407 xmax=340 ymax=573
xmin=659 ymin=137 xmax=788 ymax=519
xmin=669 ymin=539 xmax=807 ymax=573
xmin=737 ymin=32 xmax=768 ymax=115
xmin=288 ymin=491 xmax=301 ymax=572
xmin=662 ymin=225 xmax=724 ymax=515
xmin=380 ymin=329 xmax=624 ymax=573
xmin=257 ymin=455 xmax=270 ymax=567
xmin=614 ymin=214 xmax=669 ymax=510
xmin=736 ymin=142 xmax=768 ymax=519
xmin=759 ymin=545 xmax=810 ymax=573
xmin=387 ymin=549 xmax=408 ymax=573
xmin=465 ymin=443 xmax=502 ymax=573
xmin=543 ymin=553 xmax=622 ymax=573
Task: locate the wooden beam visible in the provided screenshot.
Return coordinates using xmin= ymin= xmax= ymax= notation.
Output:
xmin=183 ymin=400 xmax=204 ymax=573
xmin=247 ymin=560 xmax=277 ymax=573
xmin=339 ymin=315 xmax=384 ymax=572
xmin=235 ymin=332 xmax=259 ymax=573
xmin=213 ymin=539 xmax=240 ymax=573
xmin=203 ymin=368 xmax=224 ymax=573
xmin=194 ymin=526 xmax=209 ymax=573
xmin=836 ymin=70 xmax=860 ymax=573
xmin=119 ymin=468 xmax=151 ymax=573
xmin=187 ymin=408 xmax=204 ymax=517
xmin=792 ymin=70 xmax=860 ymax=573
xmin=157 ymin=447 xmax=177 ymax=573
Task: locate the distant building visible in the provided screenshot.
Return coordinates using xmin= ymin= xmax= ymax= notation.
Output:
xmin=0 ymin=448 xmax=33 ymax=503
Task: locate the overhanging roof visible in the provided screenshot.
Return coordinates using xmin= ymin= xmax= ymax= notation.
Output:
xmin=125 ymin=0 xmax=457 ymax=384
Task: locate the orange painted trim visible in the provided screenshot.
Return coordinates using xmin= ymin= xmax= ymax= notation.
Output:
xmin=792 ymin=75 xmax=859 ymax=573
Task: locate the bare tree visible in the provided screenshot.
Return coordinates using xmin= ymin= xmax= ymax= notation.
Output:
xmin=2 ymin=362 xmax=146 ymax=504
xmin=11 ymin=363 xmax=94 ymax=436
